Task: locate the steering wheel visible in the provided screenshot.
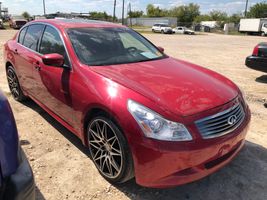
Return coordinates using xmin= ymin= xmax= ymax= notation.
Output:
xmin=127 ymin=47 xmax=138 ymax=54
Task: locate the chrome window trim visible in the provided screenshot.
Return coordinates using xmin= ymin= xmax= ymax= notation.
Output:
xmin=16 ymin=22 xmax=72 ymax=69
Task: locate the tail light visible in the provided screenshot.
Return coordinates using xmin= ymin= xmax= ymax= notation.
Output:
xmin=252 ymin=45 xmax=259 ymax=56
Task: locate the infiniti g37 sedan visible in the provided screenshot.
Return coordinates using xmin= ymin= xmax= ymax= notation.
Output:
xmin=4 ymin=19 xmax=251 ymax=188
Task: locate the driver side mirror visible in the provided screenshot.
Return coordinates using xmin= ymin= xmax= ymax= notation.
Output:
xmin=42 ymin=53 xmax=64 ymax=67
xmin=157 ymin=46 xmax=164 ymax=53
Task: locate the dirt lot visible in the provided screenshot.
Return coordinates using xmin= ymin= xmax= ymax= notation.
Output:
xmin=0 ymin=30 xmax=267 ymax=200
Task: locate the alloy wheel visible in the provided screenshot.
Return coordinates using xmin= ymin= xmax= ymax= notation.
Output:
xmin=88 ymin=119 xmax=123 ymax=179
xmin=7 ymin=68 xmax=20 ymax=99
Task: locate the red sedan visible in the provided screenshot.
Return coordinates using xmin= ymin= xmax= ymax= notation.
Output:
xmin=4 ymin=19 xmax=251 ymax=188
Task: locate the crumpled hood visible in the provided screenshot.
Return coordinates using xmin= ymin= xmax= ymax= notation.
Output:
xmin=91 ymin=57 xmax=238 ymax=116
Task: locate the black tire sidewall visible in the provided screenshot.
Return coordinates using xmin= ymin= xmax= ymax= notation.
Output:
xmin=87 ymin=116 xmax=134 ymax=184
xmin=6 ymin=65 xmax=26 ymax=101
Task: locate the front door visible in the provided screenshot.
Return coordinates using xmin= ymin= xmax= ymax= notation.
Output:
xmin=31 ymin=25 xmax=74 ymax=126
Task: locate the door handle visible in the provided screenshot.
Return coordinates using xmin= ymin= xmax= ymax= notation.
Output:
xmin=34 ymin=66 xmax=41 ymax=71
xmin=34 ymin=61 xmax=41 ymax=71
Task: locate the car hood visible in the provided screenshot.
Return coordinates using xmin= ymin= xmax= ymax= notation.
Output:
xmin=91 ymin=57 xmax=238 ymax=116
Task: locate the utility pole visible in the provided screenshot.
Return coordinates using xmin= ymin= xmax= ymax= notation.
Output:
xmin=43 ymin=0 xmax=46 ymax=16
xmin=122 ymin=0 xmax=125 ymax=25
xmin=244 ymin=0 xmax=249 ymax=18
xmin=128 ymin=2 xmax=132 ymax=27
xmin=0 ymin=2 xmax=2 ymax=18
xmin=113 ymin=0 xmax=116 ymax=22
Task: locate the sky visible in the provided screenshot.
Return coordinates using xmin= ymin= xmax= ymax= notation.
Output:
xmin=0 ymin=0 xmax=264 ymax=17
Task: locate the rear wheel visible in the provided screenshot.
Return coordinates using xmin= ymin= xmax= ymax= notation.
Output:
xmin=6 ymin=65 xmax=27 ymax=101
xmin=161 ymin=30 xmax=164 ymax=34
xmin=87 ymin=116 xmax=134 ymax=183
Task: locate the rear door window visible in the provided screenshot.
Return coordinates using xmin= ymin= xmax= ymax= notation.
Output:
xmin=23 ymin=24 xmax=44 ymax=51
xmin=18 ymin=27 xmax=27 ymax=44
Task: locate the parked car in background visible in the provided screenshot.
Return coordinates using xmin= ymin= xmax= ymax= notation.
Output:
xmin=9 ymin=16 xmax=27 ymax=29
xmin=0 ymin=19 xmax=4 ymax=29
xmin=0 ymin=90 xmax=35 ymax=199
xmin=239 ymin=18 xmax=267 ymax=36
xmin=152 ymin=23 xmax=173 ymax=34
xmin=246 ymin=42 xmax=267 ymax=72
xmin=4 ymin=19 xmax=250 ymax=188
xmin=173 ymin=26 xmax=195 ymax=35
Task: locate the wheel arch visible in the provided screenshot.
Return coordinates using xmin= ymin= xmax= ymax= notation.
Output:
xmin=82 ymin=104 xmax=125 ymax=147
xmin=5 ymin=61 xmax=14 ymax=70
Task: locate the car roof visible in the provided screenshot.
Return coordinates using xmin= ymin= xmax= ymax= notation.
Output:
xmin=30 ymin=18 xmax=124 ymax=29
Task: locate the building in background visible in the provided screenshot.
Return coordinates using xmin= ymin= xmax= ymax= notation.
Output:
xmin=0 ymin=2 xmax=9 ymax=20
xmin=127 ymin=17 xmax=177 ymax=27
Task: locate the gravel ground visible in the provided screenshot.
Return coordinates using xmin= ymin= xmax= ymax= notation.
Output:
xmin=0 ymin=30 xmax=267 ymax=200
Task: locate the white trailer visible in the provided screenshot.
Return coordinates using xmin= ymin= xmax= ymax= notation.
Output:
xmin=239 ymin=18 xmax=267 ymax=36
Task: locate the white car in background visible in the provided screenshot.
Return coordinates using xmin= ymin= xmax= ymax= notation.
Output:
xmin=173 ymin=26 xmax=195 ymax=35
xmin=152 ymin=23 xmax=173 ymax=34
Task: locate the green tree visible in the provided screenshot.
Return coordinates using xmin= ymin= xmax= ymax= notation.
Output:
xmin=194 ymin=14 xmax=212 ymax=23
xmin=209 ymin=10 xmax=228 ymax=21
xmin=169 ymin=3 xmax=200 ymax=24
xmin=146 ymin=4 xmax=164 ymax=17
xmin=22 ymin=11 xmax=30 ymax=20
xmin=89 ymin=11 xmax=113 ymax=21
xmin=247 ymin=2 xmax=267 ymax=18
xmin=228 ymin=13 xmax=242 ymax=24
xmin=128 ymin=10 xmax=143 ymax=18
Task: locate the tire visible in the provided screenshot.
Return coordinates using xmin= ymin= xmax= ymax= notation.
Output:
xmin=161 ymin=30 xmax=164 ymax=34
xmin=261 ymin=32 xmax=266 ymax=37
xmin=6 ymin=65 xmax=27 ymax=102
xmin=87 ymin=116 xmax=134 ymax=184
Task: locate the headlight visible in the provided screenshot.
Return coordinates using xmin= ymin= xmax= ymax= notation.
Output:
xmin=127 ymin=100 xmax=192 ymax=141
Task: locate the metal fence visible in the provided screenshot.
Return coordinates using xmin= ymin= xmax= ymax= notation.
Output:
xmin=127 ymin=17 xmax=177 ymax=27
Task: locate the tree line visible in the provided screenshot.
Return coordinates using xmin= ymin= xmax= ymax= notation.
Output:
xmin=21 ymin=1 xmax=267 ymax=24
xmin=129 ymin=2 xmax=267 ymax=25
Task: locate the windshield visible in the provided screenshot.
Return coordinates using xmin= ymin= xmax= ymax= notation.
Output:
xmin=67 ymin=27 xmax=165 ymax=66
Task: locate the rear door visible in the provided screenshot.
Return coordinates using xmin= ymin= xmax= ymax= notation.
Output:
xmin=31 ymin=25 xmax=74 ymax=125
xmin=12 ymin=24 xmax=44 ymax=94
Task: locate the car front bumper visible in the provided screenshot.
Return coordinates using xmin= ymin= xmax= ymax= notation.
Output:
xmin=130 ymin=107 xmax=251 ymax=188
xmin=246 ymin=56 xmax=267 ymax=72
xmin=2 ymin=148 xmax=35 ymax=200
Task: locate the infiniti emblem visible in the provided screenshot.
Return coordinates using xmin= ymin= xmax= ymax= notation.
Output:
xmin=228 ymin=115 xmax=237 ymax=125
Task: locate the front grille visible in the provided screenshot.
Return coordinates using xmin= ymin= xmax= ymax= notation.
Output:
xmin=195 ymin=102 xmax=245 ymax=139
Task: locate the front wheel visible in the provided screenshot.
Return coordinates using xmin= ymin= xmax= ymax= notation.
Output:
xmin=87 ymin=116 xmax=134 ymax=184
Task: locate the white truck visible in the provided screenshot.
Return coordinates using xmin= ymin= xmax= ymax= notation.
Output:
xmin=239 ymin=18 xmax=267 ymax=36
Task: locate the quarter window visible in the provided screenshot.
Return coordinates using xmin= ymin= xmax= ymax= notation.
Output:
xmin=18 ymin=27 xmax=27 ymax=44
xmin=39 ymin=26 xmax=70 ymax=66
xmin=23 ymin=24 xmax=44 ymax=51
